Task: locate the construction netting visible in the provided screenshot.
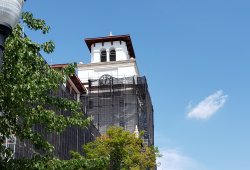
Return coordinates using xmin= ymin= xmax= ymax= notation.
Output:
xmin=14 ymin=85 xmax=100 ymax=160
xmin=81 ymin=75 xmax=154 ymax=146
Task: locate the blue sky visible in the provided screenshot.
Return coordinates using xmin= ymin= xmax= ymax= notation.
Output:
xmin=24 ymin=0 xmax=250 ymax=169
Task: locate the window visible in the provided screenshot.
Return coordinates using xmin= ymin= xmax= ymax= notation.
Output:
xmin=119 ymin=99 xmax=124 ymax=107
xmin=88 ymin=100 xmax=93 ymax=109
xmin=110 ymin=49 xmax=116 ymax=61
xmin=1 ymin=135 xmax=16 ymax=158
xmin=100 ymin=49 xmax=107 ymax=62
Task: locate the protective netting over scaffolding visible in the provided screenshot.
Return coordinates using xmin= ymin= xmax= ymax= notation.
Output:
xmin=14 ymin=85 xmax=100 ymax=160
xmin=82 ymin=75 xmax=154 ymax=146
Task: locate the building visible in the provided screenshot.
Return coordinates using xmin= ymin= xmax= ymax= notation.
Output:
xmin=78 ymin=34 xmax=154 ymax=146
xmin=9 ymin=34 xmax=154 ymax=160
xmin=14 ymin=67 xmax=100 ymax=160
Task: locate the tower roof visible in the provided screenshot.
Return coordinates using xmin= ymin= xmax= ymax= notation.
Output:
xmin=84 ymin=34 xmax=136 ymax=58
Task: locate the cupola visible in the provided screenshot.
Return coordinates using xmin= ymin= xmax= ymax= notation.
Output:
xmin=85 ymin=34 xmax=136 ymax=63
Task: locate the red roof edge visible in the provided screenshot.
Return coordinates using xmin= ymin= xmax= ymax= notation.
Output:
xmin=70 ymin=74 xmax=86 ymax=94
xmin=50 ymin=64 xmax=86 ymax=94
xmin=50 ymin=64 xmax=69 ymax=68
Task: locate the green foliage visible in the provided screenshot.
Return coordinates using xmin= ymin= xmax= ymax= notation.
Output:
xmin=72 ymin=127 xmax=160 ymax=170
xmin=22 ymin=12 xmax=50 ymax=34
xmin=0 ymin=5 xmax=89 ymax=161
xmin=0 ymin=156 xmax=109 ymax=170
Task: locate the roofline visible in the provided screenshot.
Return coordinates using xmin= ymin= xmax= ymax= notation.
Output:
xmin=70 ymin=74 xmax=87 ymax=94
xmin=84 ymin=34 xmax=136 ymax=58
xmin=50 ymin=64 xmax=69 ymax=68
xmin=50 ymin=64 xmax=87 ymax=93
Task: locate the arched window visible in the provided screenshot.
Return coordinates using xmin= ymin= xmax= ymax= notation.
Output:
xmin=110 ymin=49 xmax=116 ymax=61
xmin=100 ymin=49 xmax=107 ymax=62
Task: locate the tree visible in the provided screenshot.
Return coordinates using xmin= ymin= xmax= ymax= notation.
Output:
xmin=0 ymin=1 xmax=110 ymax=168
xmin=0 ymin=1 xmax=110 ymax=169
xmin=0 ymin=1 xmax=89 ymax=161
xmin=72 ymin=126 xmax=160 ymax=170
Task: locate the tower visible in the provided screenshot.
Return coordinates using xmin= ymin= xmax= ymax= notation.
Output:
xmin=78 ymin=34 xmax=154 ymax=146
xmin=78 ymin=34 xmax=139 ymax=85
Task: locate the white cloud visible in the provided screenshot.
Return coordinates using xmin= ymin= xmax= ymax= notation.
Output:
xmin=186 ymin=90 xmax=228 ymax=120
xmin=157 ymin=148 xmax=207 ymax=170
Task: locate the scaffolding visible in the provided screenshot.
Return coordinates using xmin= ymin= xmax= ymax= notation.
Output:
xmin=14 ymin=85 xmax=100 ymax=160
xmin=82 ymin=75 xmax=154 ymax=145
